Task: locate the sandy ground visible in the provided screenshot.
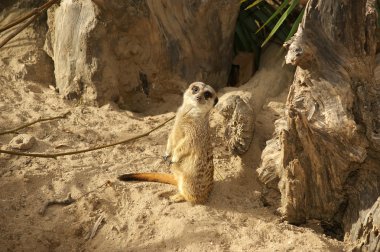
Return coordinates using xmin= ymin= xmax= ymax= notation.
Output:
xmin=0 ymin=14 xmax=345 ymax=252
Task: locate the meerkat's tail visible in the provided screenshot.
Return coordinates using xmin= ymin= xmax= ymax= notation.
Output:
xmin=118 ymin=173 xmax=177 ymax=186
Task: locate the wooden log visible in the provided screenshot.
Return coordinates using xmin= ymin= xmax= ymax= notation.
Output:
xmin=45 ymin=0 xmax=240 ymax=106
xmin=259 ymin=0 xmax=380 ymax=249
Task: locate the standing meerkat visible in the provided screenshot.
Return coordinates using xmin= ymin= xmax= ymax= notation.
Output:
xmin=118 ymin=82 xmax=218 ymax=204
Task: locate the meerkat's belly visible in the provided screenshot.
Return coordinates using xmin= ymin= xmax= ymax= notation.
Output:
xmin=172 ymin=155 xmax=214 ymax=203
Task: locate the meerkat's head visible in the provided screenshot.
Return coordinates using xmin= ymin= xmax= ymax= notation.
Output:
xmin=183 ymin=82 xmax=218 ymax=113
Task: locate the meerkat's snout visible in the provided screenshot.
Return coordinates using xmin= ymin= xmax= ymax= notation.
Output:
xmin=187 ymin=82 xmax=217 ymax=109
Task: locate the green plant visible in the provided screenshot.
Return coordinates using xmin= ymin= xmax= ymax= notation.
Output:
xmin=257 ymin=0 xmax=304 ymax=46
xmin=376 ymin=0 xmax=380 ymax=27
xmin=234 ymin=0 xmax=305 ymax=66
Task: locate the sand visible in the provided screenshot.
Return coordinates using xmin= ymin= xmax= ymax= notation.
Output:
xmin=0 ymin=17 xmax=345 ymax=252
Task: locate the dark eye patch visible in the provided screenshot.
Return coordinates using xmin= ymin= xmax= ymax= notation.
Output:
xmin=192 ymin=85 xmax=199 ymax=94
xmin=204 ymin=91 xmax=212 ymax=99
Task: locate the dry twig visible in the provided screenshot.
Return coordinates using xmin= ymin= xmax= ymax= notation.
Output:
xmin=0 ymin=14 xmax=39 ymax=49
xmin=0 ymin=0 xmax=60 ymax=49
xmin=0 ymin=0 xmax=59 ymax=33
xmin=88 ymin=215 xmax=104 ymax=240
xmin=0 ymin=115 xmax=175 ymax=158
xmin=39 ymin=180 xmax=112 ymax=216
xmin=38 ymin=193 xmax=75 ymax=216
xmin=0 ymin=111 xmax=70 ymax=136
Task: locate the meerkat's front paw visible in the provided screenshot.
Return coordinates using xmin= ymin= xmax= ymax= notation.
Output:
xmin=163 ymin=153 xmax=175 ymax=166
xmin=162 ymin=153 xmax=170 ymax=161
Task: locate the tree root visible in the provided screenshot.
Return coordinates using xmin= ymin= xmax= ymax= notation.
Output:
xmin=0 ymin=115 xmax=175 ymax=158
xmin=0 ymin=111 xmax=70 ymax=136
xmin=38 ymin=193 xmax=75 ymax=216
xmin=39 ymin=180 xmax=112 ymax=216
xmin=0 ymin=0 xmax=60 ymax=49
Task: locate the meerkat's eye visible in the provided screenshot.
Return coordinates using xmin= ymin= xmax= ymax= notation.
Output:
xmin=204 ymin=91 xmax=212 ymax=99
xmin=192 ymin=86 xmax=199 ymax=94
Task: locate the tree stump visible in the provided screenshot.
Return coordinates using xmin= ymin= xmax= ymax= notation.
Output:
xmin=44 ymin=0 xmax=240 ymax=107
xmin=259 ymin=0 xmax=380 ymax=249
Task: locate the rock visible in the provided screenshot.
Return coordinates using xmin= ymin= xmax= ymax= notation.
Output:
xmin=257 ymin=102 xmax=288 ymax=189
xmin=262 ymin=6 xmax=380 ymax=251
xmin=349 ymin=198 xmax=380 ymax=251
xmin=215 ymin=92 xmax=254 ymax=155
xmin=45 ymin=0 xmax=240 ymax=108
xmin=0 ymin=4 xmax=54 ymax=87
xmin=257 ymin=137 xmax=282 ymax=188
xmin=9 ymin=134 xmax=36 ymax=150
xmin=22 ymin=50 xmax=55 ymax=86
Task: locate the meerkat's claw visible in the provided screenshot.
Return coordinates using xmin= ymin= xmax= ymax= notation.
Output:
xmin=162 ymin=154 xmax=170 ymax=161
xmin=163 ymin=154 xmax=173 ymax=166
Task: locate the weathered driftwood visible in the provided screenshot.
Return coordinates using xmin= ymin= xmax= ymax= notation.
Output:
xmin=258 ymin=0 xmax=380 ymax=249
xmin=44 ymin=0 xmax=240 ymax=107
xmin=215 ymin=93 xmax=254 ymax=155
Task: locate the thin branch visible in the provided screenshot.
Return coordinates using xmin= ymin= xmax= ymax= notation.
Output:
xmin=0 ymin=115 xmax=176 ymax=159
xmin=38 ymin=193 xmax=75 ymax=215
xmin=0 ymin=10 xmax=37 ymax=33
xmin=88 ymin=215 xmax=104 ymax=240
xmin=0 ymin=0 xmax=59 ymax=49
xmin=39 ymin=180 xmax=112 ymax=216
xmin=0 ymin=111 xmax=70 ymax=135
xmin=0 ymin=13 xmax=39 ymax=49
xmin=76 ymin=180 xmax=112 ymax=201
xmin=0 ymin=0 xmax=59 ymax=33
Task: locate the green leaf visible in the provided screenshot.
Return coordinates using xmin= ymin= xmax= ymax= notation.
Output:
xmin=261 ymin=0 xmax=300 ymax=47
xmin=376 ymin=0 xmax=380 ymax=26
xmin=244 ymin=0 xmax=263 ymax=10
xmin=252 ymin=10 xmax=270 ymax=25
xmin=239 ymin=12 xmax=259 ymax=34
xmin=256 ymin=0 xmax=289 ymax=33
xmin=285 ymin=7 xmax=305 ymax=41
xmin=260 ymin=4 xmax=289 ymax=40
xmin=235 ymin=22 xmax=253 ymax=51
xmin=255 ymin=5 xmax=287 ymax=41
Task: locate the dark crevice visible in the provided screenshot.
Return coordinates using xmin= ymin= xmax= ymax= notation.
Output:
xmin=321 ymin=220 xmax=344 ymax=241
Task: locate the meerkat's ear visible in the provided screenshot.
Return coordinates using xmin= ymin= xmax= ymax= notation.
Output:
xmin=214 ymin=97 xmax=218 ymax=106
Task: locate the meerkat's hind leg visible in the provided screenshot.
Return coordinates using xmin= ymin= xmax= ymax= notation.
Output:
xmin=169 ymin=193 xmax=186 ymax=203
xmin=157 ymin=189 xmax=176 ymax=199
xmin=156 ymin=190 xmax=185 ymax=203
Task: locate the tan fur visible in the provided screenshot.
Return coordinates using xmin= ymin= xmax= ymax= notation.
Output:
xmin=118 ymin=82 xmax=218 ymax=204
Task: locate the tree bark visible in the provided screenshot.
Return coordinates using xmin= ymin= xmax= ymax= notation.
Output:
xmin=259 ymin=0 xmax=380 ymax=249
xmin=44 ymin=0 xmax=240 ymax=108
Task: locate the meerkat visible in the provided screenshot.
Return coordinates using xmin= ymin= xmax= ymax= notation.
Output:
xmin=118 ymin=82 xmax=218 ymax=204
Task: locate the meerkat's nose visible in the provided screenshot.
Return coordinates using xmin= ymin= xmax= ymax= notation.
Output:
xmin=196 ymin=95 xmax=202 ymax=101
